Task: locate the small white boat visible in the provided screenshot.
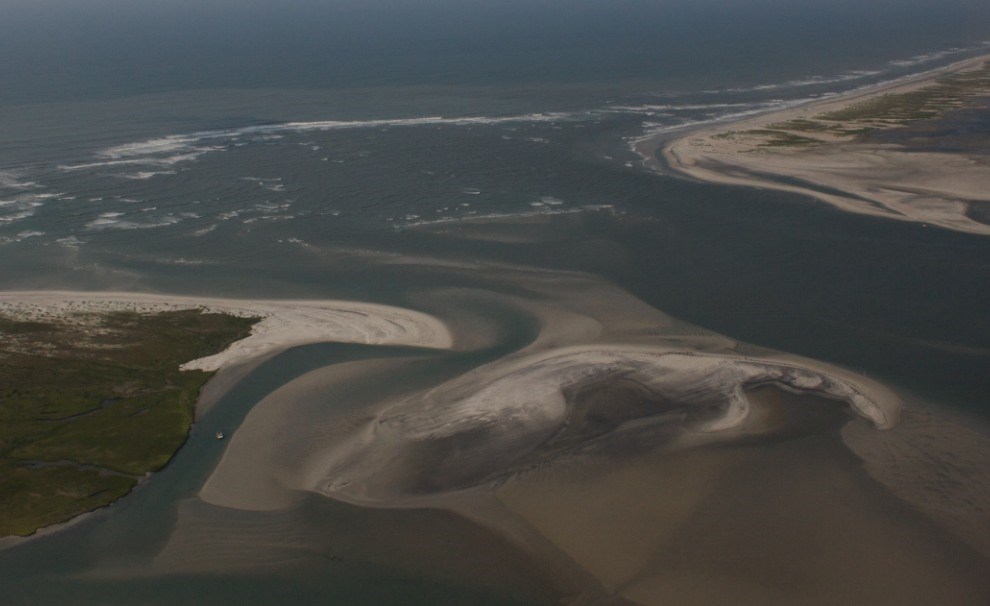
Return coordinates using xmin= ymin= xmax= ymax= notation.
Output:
xmin=215 ymin=431 xmax=225 ymax=440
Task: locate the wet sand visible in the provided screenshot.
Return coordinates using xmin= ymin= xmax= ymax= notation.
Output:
xmin=165 ymin=272 xmax=988 ymax=603
xmin=496 ymin=387 xmax=990 ymax=605
xmin=3 ymin=275 xmax=988 ymax=604
xmin=0 ymin=290 xmax=455 ymax=370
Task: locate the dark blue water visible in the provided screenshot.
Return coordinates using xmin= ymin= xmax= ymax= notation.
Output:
xmin=2 ymin=0 xmax=989 ymax=104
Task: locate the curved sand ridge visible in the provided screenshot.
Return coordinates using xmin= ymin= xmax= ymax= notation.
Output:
xmin=0 ymin=291 xmax=454 ymax=370
xmin=319 ymin=345 xmax=900 ymax=503
xmin=65 ymin=279 xmax=986 ymax=605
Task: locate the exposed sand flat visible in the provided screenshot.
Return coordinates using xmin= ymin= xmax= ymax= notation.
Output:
xmin=0 ymin=290 xmax=454 ymax=370
xmin=199 ymin=357 xmax=410 ymax=512
xmin=315 ymin=344 xmax=900 ymax=507
xmin=196 ymin=276 xmax=900 ymax=511
xmin=655 ymin=54 xmax=990 ymax=235
xmin=186 ymin=274 xmax=990 ymax=604
xmin=44 ymin=270 xmax=985 ymax=604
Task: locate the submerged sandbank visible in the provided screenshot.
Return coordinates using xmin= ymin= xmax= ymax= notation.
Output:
xmin=652 ymin=54 xmax=990 ymax=235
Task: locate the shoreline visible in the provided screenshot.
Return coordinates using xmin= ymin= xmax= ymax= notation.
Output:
xmin=0 ymin=290 xmax=455 ymax=371
xmin=5 ymin=280 xmax=987 ymax=602
xmin=641 ymin=54 xmax=990 ymax=235
xmin=0 ymin=289 xmax=453 ymax=546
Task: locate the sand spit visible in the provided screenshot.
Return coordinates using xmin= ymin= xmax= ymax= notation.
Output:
xmin=0 ymin=290 xmax=454 ymax=371
xmin=655 ymin=54 xmax=990 ymax=235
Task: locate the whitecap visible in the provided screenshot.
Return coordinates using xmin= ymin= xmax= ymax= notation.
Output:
xmin=85 ymin=217 xmax=120 ymax=229
xmin=610 ymin=102 xmax=763 ymax=113
xmin=192 ymin=225 xmax=217 ymax=236
xmin=86 ymin=214 xmax=185 ymax=231
xmin=117 ymin=170 xmax=178 ymax=180
xmin=400 ymin=203 xmax=617 ymax=230
xmin=64 ymin=112 xmax=587 ymax=178
xmin=0 ymin=171 xmax=39 ymax=191
xmin=0 ymin=195 xmax=46 ymax=224
xmin=60 ymin=147 xmax=223 ymax=173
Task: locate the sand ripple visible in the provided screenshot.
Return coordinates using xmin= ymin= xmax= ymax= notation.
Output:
xmin=320 ymin=345 xmax=900 ymax=502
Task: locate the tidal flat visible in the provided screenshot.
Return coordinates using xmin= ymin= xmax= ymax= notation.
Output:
xmin=2 ymin=253 xmax=983 ymax=605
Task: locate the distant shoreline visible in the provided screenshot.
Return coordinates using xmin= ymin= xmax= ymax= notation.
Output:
xmin=637 ymin=54 xmax=990 ymax=235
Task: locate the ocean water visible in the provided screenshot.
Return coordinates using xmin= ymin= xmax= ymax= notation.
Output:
xmin=2 ymin=0 xmax=990 ymax=602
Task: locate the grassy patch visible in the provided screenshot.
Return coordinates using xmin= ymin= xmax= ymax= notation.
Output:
xmin=725 ymin=61 xmax=990 ymax=148
xmin=818 ymin=62 xmax=990 ymax=126
xmin=0 ymin=460 xmax=134 ymax=538
xmin=726 ymin=128 xmax=821 ymax=149
xmin=766 ymin=118 xmax=836 ymax=133
xmin=753 ymin=130 xmax=821 ymax=148
xmin=0 ymin=309 xmax=257 ymax=537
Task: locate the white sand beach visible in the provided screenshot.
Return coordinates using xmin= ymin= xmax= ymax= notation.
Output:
xmin=0 ymin=291 xmax=455 ymax=372
xmin=651 ymin=54 xmax=990 ymax=235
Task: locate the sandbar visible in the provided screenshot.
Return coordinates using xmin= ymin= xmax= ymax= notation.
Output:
xmin=0 ymin=290 xmax=455 ymax=372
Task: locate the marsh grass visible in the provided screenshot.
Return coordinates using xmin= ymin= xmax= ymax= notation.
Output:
xmin=728 ymin=61 xmax=990 ymax=149
xmin=0 ymin=310 xmax=256 ymax=537
xmin=819 ymin=62 xmax=990 ymax=125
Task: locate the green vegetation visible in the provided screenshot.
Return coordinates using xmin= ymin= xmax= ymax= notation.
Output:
xmin=750 ymin=129 xmax=821 ymax=148
xmin=711 ymin=128 xmax=820 ymax=148
xmin=729 ymin=61 xmax=990 ymax=149
xmin=766 ymin=118 xmax=834 ymax=133
xmin=819 ymin=62 xmax=990 ymax=126
xmin=0 ymin=309 xmax=256 ymax=537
